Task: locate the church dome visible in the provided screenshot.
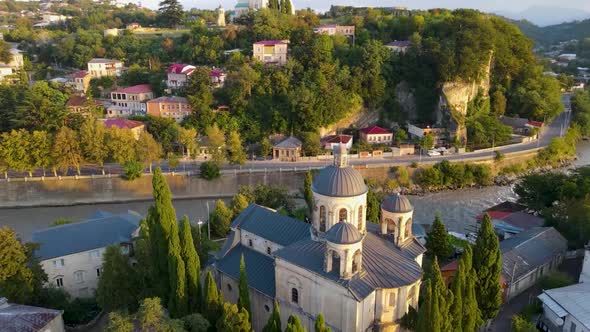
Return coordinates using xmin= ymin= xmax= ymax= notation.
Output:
xmin=325 ymin=221 xmax=363 ymax=244
xmin=312 ymin=166 xmax=367 ymax=197
xmin=381 ymin=193 xmax=413 ymax=213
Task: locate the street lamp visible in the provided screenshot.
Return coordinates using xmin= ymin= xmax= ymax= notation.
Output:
xmin=197 ymin=219 xmax=204 ymax=238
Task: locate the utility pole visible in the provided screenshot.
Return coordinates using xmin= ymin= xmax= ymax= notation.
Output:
xmin=206 ymin=201 xmax=211 ymax=240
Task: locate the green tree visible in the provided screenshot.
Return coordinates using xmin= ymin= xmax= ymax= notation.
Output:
xmin=209 ymin=199 xmax=233 ymax=237
xmin=450 ymin=250 xmax=465 ymax=331
xmin=106 ymin=312 xmax=134 ymax=332
xmin=285 ymin=314 xmax=306 ymax=332
xmin=416 ymin=279 xmax=432 ymax=332
xmin=0 ymin=227 xmax=34 ymax=303
xmin=123 ymin=160 xmax=144 ymax=180
xmin=473 ymin=214 xmax=502 ymax=321
xmin=217 ymin=302 xmax=252 ymax=332
xmin=200 ymin=161 xmax=220 ymax=180
xmin=462 ymin=246 xmax=483 ymax=331
xmin=14 ymin=81 xmax=67 ymax=132
xmin=420 ymin=133 xmax=435 ymax=151
xmin=511 ymin=315 xmax=536 ymax=332
xmin=177 ymin=126 xmax=197 ymax=158
xmin=263 ymin=300 xmax=282 ymax=332
xmin=206 ymin=124 xmax=226 ymax=165
xmin=0 ymin=40 xmax=12 ymax=63
xmin=29 ymin=130 xmax=52 ymax=177
xmin=203 ymin=270 xmax=221 ymax=324
xmin=314 ymin=314 xmax=332 ymax=332
xmin=237 ymin=255 xmax=252 ymax=322
xmin=137 ymin=297 xmax=181 ymax=331
xmin=268 ymin=0 xmax=279 ymax=10
xmin=227 ymin=130 xmax=246 ymax=165
xmin=425 ymin=213 xmax=452 ymax=260
xmin=107 ymin=127 xmax=137 ymax=164
xmin=231 ymin=193 xmax=250 ymax=217
xmin=79 ymin=117 xmax=108 ymax=174
xmin=52 ymin=126 xmax=82 ymax=175
xmin=183 ymin=313 xmax=210 ymax=332
xmin=180 ymin=216 xmax=201 ymax=313
xmin=433 ymin=257 xmax=453 ymax=331
xmin=158 ymin=0 xmax=184 ymax=28
xmin=96 ymin=245 xmax=137 ymax=312
xmin=260 ymin=137 xmax=272 ymax=158
xmin=303 ymin=171 xmax=313 ymax=214
xmin=281 ymin=0 xmax=293 ymax=14
xmin=1 ymin=130 xmax=30 ymax=176
xmin=136 ymin=131 xmax=163 ymax=173
xmin=366 ymin=186 xmax=382 ymax=223
xmin=491 ymin=90 xmax=506 ymax=116
xmin=301 ymin=132 xmax=320 ymax=156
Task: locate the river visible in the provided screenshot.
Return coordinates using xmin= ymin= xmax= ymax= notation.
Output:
xmin=2 ymin=142 xmax=589 ymax=242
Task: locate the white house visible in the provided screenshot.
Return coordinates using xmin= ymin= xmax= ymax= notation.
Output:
xmin=0 ymin=47 xmax=24 ymax=83
xmin=87 ymin=58 xmax=124 ymax=78
xmin=107 ymin=84 xmax=153 ymax=117
xmin=166 ymin=63 xmax=196 ymax=89
xmin=32 ymin=211 xmax=142 ymax=298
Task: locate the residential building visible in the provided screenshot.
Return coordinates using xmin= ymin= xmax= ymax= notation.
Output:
xmin=407 ymin=124 xmax=447 ymax=147
xmin=103 ymin=28 xmax=119 ymax=37
xmin=66 ymin=96 xmax=101 ymax=116
xmin=0 ymin=297 xmax=65 ymax=332
xmin=477 ymin=201 xmax=545 ymax=239
xmin=126 ymin=22 xmax=141 ymax=30
xmin=272 ymin=136 xmax=301 ymax=161
xmin=321 ymin=134 xmax=353 ymax=150
xmin=87 ymin=58 xmax=124 ymax=78
xmin=253 ymin=40 xmax=288 ymax=66
xmin=538 ymin=245 xmax=590 ymax=332
xmin=166 ymin=64 xmax=196 ymax=89
xmin=499 ymin=115 xmax=543 ymax=136
xmin=314 ymin=24 xmax=355 ymax=37
xmin=68 ymin=71 xmax=92 ymax=94
xmin=101 ymin=118 xmax=145 ymax=139
xmin=558 ymin=53 xmax=577 ymax=62
xmin=0 ymin=47 xmax=24 ymax=83
xmin=107 ymin=84 xmax=153 ymax=117
xmin=210 ymin=69 xmax=226 ymax=88
xmin=385 ymin=40 xmax=410 ymax=53
xmin=359 ymin=125 xmax=393 ymax=145
xmin=210 ymin=146 xmax=424 ymax=332
xmin=147 ymin=96 xmax=192 ymax=122
xmin=32 ymin=211 xmax=142 ymax=298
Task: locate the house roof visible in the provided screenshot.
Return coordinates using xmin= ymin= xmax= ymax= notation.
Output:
xmin=71 ymin=70 xmax=89 ymax=78
xmin=360 ymin=125 xmax=391 ymax=135
xmin=0 ymin=299 xmax=62 ymax=332
xmin=167 ymin=64 xmax=196 ymax=75
xmin=102 ymin=118 xmax=145 ymax=130
xmin=32 ymin=210 xmax=142 ymax=261
xmin=321 ymin=135 xmax=352 ymax=144
xmin=500 ymin=227 xmax=567 ymax=283
xmin=66 ymin=95 xmax=88 ymax=107
xmin=499 ymin=115 xmax=529 ymax=129
xmin=386 ymin=40 xmax=410 ymax=47
xmin=274 ymin=136 xmax=302 ymax=149
xmin=215 ymin=244 xmax=276 ymax=297
xmin=210 ymin=69 xmax=225 ymax=77
xmin=147 ymin=96 xmax=189 ymax=104
xmin=527 ymin=120 xmax=544 ymax=128
xmin=88 ymin=58 xmax=121 ymax=64
xmin=111 ymin=84 xmax=152 ymax=94
xmin=254 ymin=40 xmax=288 ymax=46
xmin=230 ymin=204 xmax=310 ymax=247
xmin=539 ymin=283 xmax=590 ymax=329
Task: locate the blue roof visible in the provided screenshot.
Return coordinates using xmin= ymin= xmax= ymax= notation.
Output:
xmin=216 ymin=244 xmax=276 ymax=297
xmin=231 ymin=204 xmax=310 ymax=247
xmin=32 ymin=210 xmax=142 ymax=260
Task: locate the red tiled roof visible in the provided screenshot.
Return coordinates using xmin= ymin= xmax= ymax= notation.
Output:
xmin=322 ymin=134 xmax=352 ymax=144
xmin=360 ymin=125 xmax=391 ymax=135
xmin=441 ymin=260 xmax=458 ymax=272
xmin=210 ymin=69 xmax=225 ymax=77
xmin=526 ymin=120 xmax=543 ymax=128
xmin=66 ymin=95 xmax=92 ymax=107
xmin=167 ymin=64 xmax=196 ymax=75
xmin=254 ymin=40 xmax=288 ymax=46
xmin=111 ymin=84 xmax=152 ymax=94
xmin=102 ymin=118 xmax=145 ymax=129
xmin=72 ymin=70 xmax=89 ymax=78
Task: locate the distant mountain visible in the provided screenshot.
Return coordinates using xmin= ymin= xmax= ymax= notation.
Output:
xmin=496 ymin=6 xmax=590 ymax=27
xmin=508 ymin=17 xmax=590 ymax=46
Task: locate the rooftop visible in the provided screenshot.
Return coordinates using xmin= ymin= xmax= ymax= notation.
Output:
xmin=381 ymin=193 xmax=413 ymax=213
xmin=386 ymin=40 xmax=410 ymax=47
xmin=254 ymin=40 xmax=288 ymax=46
xmin=360 ymin=125 xmax=392 ymax=135
xmin=215 ymin=244 xmax=276 ymax=296
xmin=102 ymin=118 xmax=145 ymax=130
xmin=0 ymin=298 xmax=63 ymax=332
xmin=167 ymin=63 xmax=196 ymax=75
xmin=325 ymin=221 xmax=363 ymax=244
xmin=66 ymin=95 xmax=95 ymax=107
xmin=32 ymin=210 xmax=142 ymax=261
xmin=71 ymin=70 xmax=89 ymax=78
xmin=321 ymin=134 xmax=353 ymax=144
xmin=274 ymin=136 xmax=302 ymax=149
xmin=148 ymin=96 xmax=189 ymax=104
xmin=111 ymin=84 xmax=152 ymax=94
xmin=88 ymin=58 xmax=122 ymax=64
xmin=210 ymin=69 xmax=225 ymax=77
xmin=312 ymin=165 xmax=367 ymax=197
xmin=539 ymin=283 xmax=590 ymax=330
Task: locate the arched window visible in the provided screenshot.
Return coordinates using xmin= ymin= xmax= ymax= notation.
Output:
xmin=332 ymin=251 xmax=341 ymax=275
xmin=319 ymin=206 xmax=326 ymax=232
xmin=389 ymin=291 xmax=398 ymax=307
xmin=352 ymin=250 xmax=362 ymax=273
xmin=386 ymin=218 xmax=396 ymax=232
xmin=291 ymin=288 xmax=299 ymax=304
xmin=339 ymin=208 xmax=347 ymax=222
xmin=357 ymin=206 xmax=363 ymax=230
xmin=405 ymin=218 xmax=413 ymax=239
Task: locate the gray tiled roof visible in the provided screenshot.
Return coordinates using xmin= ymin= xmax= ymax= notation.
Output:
xmin=32 ymin=210 xmax=142 ymax=261
xmin=500 ymin=227 xmax=567 ymax=282
xmin=274 ymin=136 xmax=302 ymax=149
xmin=381 ymin=193 xmax=413 ymax=213
xmin=215 ymin=244 xmax=276 ymax=297
xmin=275 ymin=223 xmax=424 ymax=300
xmin=325 ymin=222 xmax=363 ymax=244
xmin=231 ymin=204 xmax=310 ymax=246
xmin=311 ymin=165 xmax=368 ymax=197
xmin=0 ymin=300 xmax=62 ymax=332
xmin=539 ymin=283 xmax=590 ymax=329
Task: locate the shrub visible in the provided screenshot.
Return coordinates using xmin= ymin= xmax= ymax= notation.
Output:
xmin=410 ymin=161 xmax=419 ymax=168
xmin=510 ymin=315 xmax=536 ymax=332
xmin=494 ymin=151 xmax=505 ymax=162
xmin=123 ymin=160 xmax=143 ymax=180
xmin=540 ymin=271 xmax=574 ymax=290
xmin=200 ymin=161 xmax=221 ymax=180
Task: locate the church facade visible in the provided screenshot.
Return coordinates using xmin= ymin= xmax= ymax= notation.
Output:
xmin=210 ymin=146 xmax=425 ymax=331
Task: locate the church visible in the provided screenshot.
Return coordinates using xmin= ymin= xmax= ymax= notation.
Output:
xmin=210 ymin=145 xmax=425 ymax=332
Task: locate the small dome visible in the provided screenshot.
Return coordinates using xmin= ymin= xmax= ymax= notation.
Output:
xmin=325 ymin=222 xmax=363 ymax=244
xmin=381 ymin=193 xmax=413 ymax=213
xmin=312 ymin=166 xmax=367 ymax=197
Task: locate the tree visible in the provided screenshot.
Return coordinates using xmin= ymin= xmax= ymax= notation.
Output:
xmin=473 ymin=214 xmax=502 ymax=321
xmin=200 ymin=161 xmax=220 ymax=180
xmin=29 ymin=131 xmax=52 ymax=177
xmin=106 ymin=312 xmax=134 ymax=332
xmin=158 ymin=0 xmax=184 ymax=28
xmin=417 ymin=258 xmax=453 ymax=332
xmin=450 ymin=250 xmax=465 ymax=331
xmin=177 ymin=126 xmax=197 ymax=158
xmin=206 ymin=124 xmax=226 ymax=165
xmin=314 ymin=314 xmax=332 ymax=332
xmin=123 ymin=160 xmax=144 ymax=180
xmin=0 ymin=40 xmax=12 ymax=63
xmin=203 ymin=270 xmax=221 ymax=324
xmin=301 ymin=132 xmax=320 ymax=156
xmin=107 ymin=127 xmax=137 ymax=164
xmin=268 ymin=0 xmax=279 ymax=10
xmin=260 ymin=137 xmax=272 ymax=158
xmin=209 ymin=199 xmax=233 ymax=237
xmin=1 ymin=130 xmax=30 ymax=176
xmin=79 ymin=118 xmax=108 ymax=174
xmin=51 ymin=126 xmax=82 ymax=175
xmin=416 ymin=279 xmax=433 ymax=332
xmin=462 ymin=246 xmax=483 ymax=332
xmin=180 ymin=216 xmax=201 ymax=313
xmin=511 ymin=315 xmax=536 ymax=332
xmin=96 ymin=245 xmax=137 ymax=312
xmin=137 ymin=131 xmax=163 ymax=173
xmin=137 ymin=297 xmax=177 ymax=331
xmin=420 ymin=133 xmax=435 ymax=151
xmin=0 ymin=227 xmax=34 ymax=303
xmin=491 ymin=90 xmax=506 ymax=116
xmin=281 ymin=0 xmax=293 ymax=14
xmin=285 ymin=314 xmax=306 ymax=332
xmin=183 ymin=313 xmax=210 ymax=332
xmin=425 ymin=213 xmax=452 ymax=260
xmin=263 ymin=300 xmax=282 ymax=332
xmin=14 ymin=82 xmax=67 ymax=132
xmin=227 ymin=131 xmax=246 ymax=165
xmin=303 ymin=171 xmax=313 ymax=214
xmin=366 ymin=186 xmax=382 ymax=223
xmin=231 ymin=193 xmax=250 ymax=217
xmin=217 ymin=302 xmax=252 ymax=332
xmin=237 ymin=255 xmax=252 ymax=322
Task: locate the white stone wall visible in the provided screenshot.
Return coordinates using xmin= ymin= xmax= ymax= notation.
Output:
xmin=240 ymin=229 xmax=283 ymax=256
xmin=312 ymin=191 xmax=368 ymax=233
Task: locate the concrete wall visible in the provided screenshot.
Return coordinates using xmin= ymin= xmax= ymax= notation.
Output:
xmin=42 ymin=314 xmax=66 ymax=332
xmin=507 ymin=253 xmax=564 ymax=300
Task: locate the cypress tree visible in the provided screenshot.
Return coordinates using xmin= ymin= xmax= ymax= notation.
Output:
xmin=473 ymin=214 xmax=502 ymax=320
xmin=450 ymin=254 xmax=465 ymax=331
xmin=462 ymin=246 xmax=483 ymax=332
xmin=263 ymin=300 xmax=282 ymax=332
xmin=268 ymin=0 xmax=279 ymax=10
xmin=431 ymin=257 xmax=453 ymax=332
xmin=279 ymin=0 xmax=286 ymax=13
xmin=237 ymin=254 xmax=252 ymax=323
xmin=416 ymin=280 xmax=432 ymax=332
xmin=425 ymin=213 xmax=452 ymax=260
xmin=315 ymin=314 xmax=332 ymax=332
xmin=204 ymin=270 xmax=221 ymax=323
xmin=168 ymin=250 xmax=187 ymax=317
xmin=285 ymin=314 xmax=306 ymax=332
xmin=180 ymin=216 xmax=201 ymax=313
xmin=281 ymin=0 xmax=293 ymax=14
xmin=303 ymin=171 xmax=313 ymax=214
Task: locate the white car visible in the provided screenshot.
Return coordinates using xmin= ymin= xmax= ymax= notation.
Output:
xmin=427 ymin=150 xmax=441 ymax=156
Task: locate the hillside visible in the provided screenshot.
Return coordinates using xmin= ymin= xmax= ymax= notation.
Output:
xmin=510 ymin=18 xmax=590 ymax=45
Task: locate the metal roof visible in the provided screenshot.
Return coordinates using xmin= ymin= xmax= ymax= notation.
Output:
xmin=381 ymin=193 xmax=413 ymax=213
xmin=325 ymin=222 xmax=363 ymax=244
xmin=0 ymin=299 xmax=62 ymax=332
xmin=539 ymin=283 xmax=590 ymax=329
xmin=230 ymin=204 xmax=310 ymax=247
xmin=215 ymin=244 xmax=276 ymax=297
xmin=274 ymin=136 xmax=302 ymax=149
xmin=32 ymin=211 xmax=142 ymax=261
xmin=500 ymin=227 xmax=567 ymax=283
xmin=312 ymin=166 xmax=367 ymax=197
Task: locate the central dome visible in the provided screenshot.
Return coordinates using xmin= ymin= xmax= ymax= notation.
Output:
xmin=325 ymin=221 xmax=363 ymax=244
xmin=312 ymin=166 xmax=367 ymax=197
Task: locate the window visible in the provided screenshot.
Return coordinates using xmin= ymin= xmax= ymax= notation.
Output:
xmin=267 ymin=247 xmax=272 ymax=255
xmin=53 ymin=259 xmax=65 ymax=267
xmin=264 ymin=304 xmax=270 ymax=312
xmin=339 ymin=208 xmax=347 ymax=222
xmin=55 ymin=277 xmax=64 ymax=287
xmin=319 ymin=206 xmax=326 ymax=232
xmin=89 ymin=250 xmax=100 ymax=259
xmin=248 ymin=239 xmax=253 ymax=247
xmin=352 ymin=250 xmax=362 ymax=273
xmin=291 ymin=288 xmax=299 ymax=304
xmin=404 ymin=219 xmax=412 ymax=239
xmin=96 ymin=268 xmax=101 ymax=277
xmin=389 ymin=291 xmax=397 ymax=307
xmin=74 ymin=271 xmax=85 ymax=283
xmin=227 ymin=283 xmax=232 ymax=291
xmin=358 ymin=206 xmax=363 ymax=230
xmin=571 ymin=322 xmax=577 ymax=332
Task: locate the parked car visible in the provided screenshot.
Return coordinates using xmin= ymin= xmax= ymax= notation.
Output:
xmin=427 ymin=150 xmax=441 ymax=156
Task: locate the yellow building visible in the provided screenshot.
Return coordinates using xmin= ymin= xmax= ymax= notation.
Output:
xmin=253 ymin=40 xmax=288 ymax=66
